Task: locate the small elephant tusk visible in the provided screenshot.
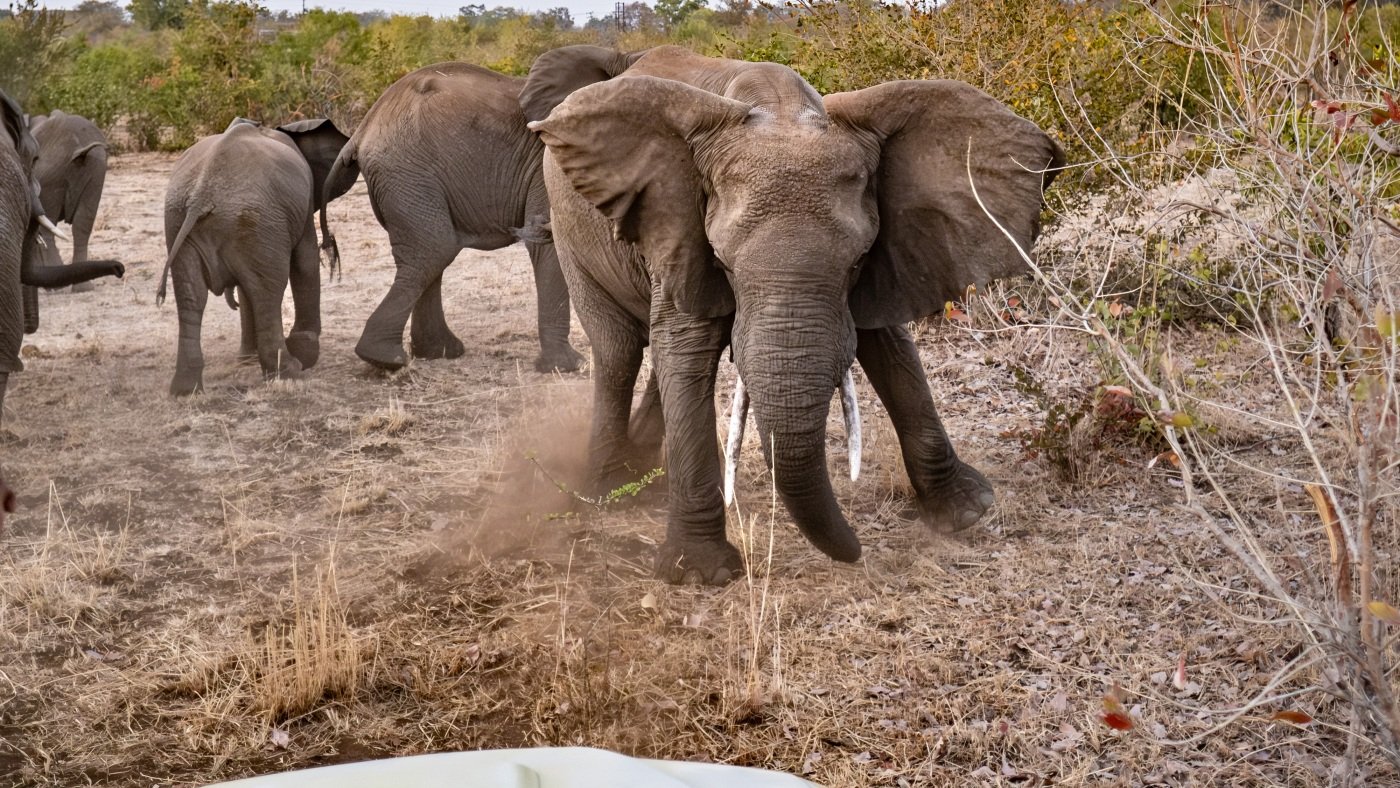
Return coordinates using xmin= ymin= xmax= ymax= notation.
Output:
xmin=841 ymin=367 xmax=862 ymax=482
xmin=723 ymin=373 xmax=750 ymax=506
xmin=38 ymin=215 xmax=70 ymax=241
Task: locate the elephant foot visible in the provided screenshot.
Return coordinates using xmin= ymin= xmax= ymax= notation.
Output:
xmin=170 ymin=370 xmax=204 ymax=397
xmin=535 ymin=345 xmax=584 ymax=374
xmin=264 ymin=356 xmax=304 ymax=382
xmin=410 ymin=332 xmax=465 ymax=361
xmin=919 ymin=461 xmax=995 ymax=532
xmin=286 ymin=331 xmax=320 ymax=370
xmin=71 ymin=281 xmax=95 ymax=294
xmin=655 ymin=537 xmax=743 ymax=586
xmin=355 ymin=337 xmax=409 ymax=371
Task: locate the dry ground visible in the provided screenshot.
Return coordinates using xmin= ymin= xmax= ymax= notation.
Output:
xmin=0 ymin=154 xmax=1380 ymax=786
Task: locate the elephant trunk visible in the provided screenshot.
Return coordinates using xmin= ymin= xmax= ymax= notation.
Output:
xmin=735 ymin=303 xmax=861 ymax=563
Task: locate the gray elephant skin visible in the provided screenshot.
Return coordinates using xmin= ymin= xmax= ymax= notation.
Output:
xmin=158 ymin=118 xmax=348 ymax=395
xmin=0 ymin=91 xmax=124 ymax=425
xmin=529 ymin=47 xmax=1064 ymax=585
xmin=321 ymin=53 xmax=648 ymax=373
xmin=30 ymin=110 xmax=108 ymax=295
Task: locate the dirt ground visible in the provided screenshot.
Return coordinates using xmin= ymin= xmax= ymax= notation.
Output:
xmin=0 ymin=154 xmax=1381 ymax=786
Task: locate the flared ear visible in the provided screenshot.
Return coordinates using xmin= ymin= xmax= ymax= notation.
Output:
xmin=519 ymin=45 xmax=647 ymax=123
xmin=530 ymin=76 xmax=751 ymax=318
xmin=277 ymin=119 xmax=351 ymax=209
xmin=826 ymin=81 xmax=1064 ymax=329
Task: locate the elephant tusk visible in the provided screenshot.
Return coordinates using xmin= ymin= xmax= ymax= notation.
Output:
xmin=38 ymin=215 xmax=70 ymax=241
xmin=841 ymin=367 xmax=862 ymax=482
xmin=723 ymin=373 xmax=749 ymax=506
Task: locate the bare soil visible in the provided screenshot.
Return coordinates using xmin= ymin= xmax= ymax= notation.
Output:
xmin=0 ymin=154 xmax=1377 ymax=786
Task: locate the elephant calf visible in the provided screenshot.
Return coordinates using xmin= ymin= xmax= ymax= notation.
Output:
xmin=30 ymin=110 xmax=108 ymax=293
xmin=158 ymin=118 xmax=347 ymax=395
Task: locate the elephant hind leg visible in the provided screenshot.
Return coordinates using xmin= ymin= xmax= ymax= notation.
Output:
xmin=169 ymin=254 xmax=209 ymax=396
xmin=357 ymin=206 xmax=459 ymax=371
xmin=246 ymin=286 xmax=300 ymax=382
xmin=236 ymin=285 xmax=258 ymax=363
xmin=409 ymin=274 xmax=465 ymax=361
xmin=285 ymin=219 xmax=321 ymax=370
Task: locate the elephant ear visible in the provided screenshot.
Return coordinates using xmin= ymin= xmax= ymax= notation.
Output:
xmin=826 ymin=80 xmax=1064 ymax=329
xmin=519 ymin=45 xmax=646 ymax=123
xmin=530 ymin=76 xmax=751 ymax=318
xmin=277 ymin=119 xmax=351 ymax=210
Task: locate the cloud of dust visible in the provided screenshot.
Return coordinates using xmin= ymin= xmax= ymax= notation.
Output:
xmin=418 ymin=380 xmax=598 ymax=574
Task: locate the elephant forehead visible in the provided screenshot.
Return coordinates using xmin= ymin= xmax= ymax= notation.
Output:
xmin=728 ymin=127 xmax=860 ymax=178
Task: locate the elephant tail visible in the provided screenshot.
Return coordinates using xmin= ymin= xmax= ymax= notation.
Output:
xmin=320 ymin=143 xmax=359 ymax=283
xmin=157 ymin=207 xmax=208 ymax=306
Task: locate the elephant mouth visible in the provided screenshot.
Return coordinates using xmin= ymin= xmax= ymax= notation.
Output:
xmin=722 ymin=364 xmax=862 ymax=505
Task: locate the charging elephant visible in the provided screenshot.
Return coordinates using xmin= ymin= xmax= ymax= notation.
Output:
xmin=29 ymin=111 xmax=108 ymax=297
xmin=158 ymin=117 xmax=348 ymax=395
xmin=322 ymin=48 xmax=643 ymax=373
xmin=1 ymin=91 xmax=125 ymax=424
xmin=531 ymin=47 xmax=1063 ymax=584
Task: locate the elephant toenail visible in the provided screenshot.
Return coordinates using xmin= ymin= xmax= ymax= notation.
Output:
xmin=978 ymin=490 xmax=995 ymax=509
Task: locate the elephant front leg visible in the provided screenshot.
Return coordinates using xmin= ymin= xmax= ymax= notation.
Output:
xmin=652 ymin=305 xmax=740 ymax=586
xmin=856 ymin=326 xmax=994 ymax=531
xmin=526 ymin=242 xmax=584 ymax=373
xmin=285 ymin=222 xmax=321 ymax=369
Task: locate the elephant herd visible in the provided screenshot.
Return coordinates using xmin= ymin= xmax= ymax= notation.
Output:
xmin=0 ymin=45 xmax=1064 ymax=584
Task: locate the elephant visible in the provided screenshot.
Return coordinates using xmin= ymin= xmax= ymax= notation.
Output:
xmin=1 ymin=90 xmax=125 ymax=425
xmin=157 ymin=117 xmax=349 ymax=395
xmin=528 ymin=47 xmax=1064 ymax=585
xmin=321 ymin=50 xmax=644 ymax=373
xmin=29 ymin=110 xmax=108 ymax=297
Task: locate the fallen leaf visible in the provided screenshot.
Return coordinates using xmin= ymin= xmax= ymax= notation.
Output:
xmin=1102 ymin=684 xmax=1134 ymax=731
xmin=269 ymin=728 xmax=291 ymax=749
xmin=640 ymin=592 xmax=657 ymax=611
xmin=1172 ymin=654 xmax=1188 ymax=691
xmin=1108 ymin=301 xmax=1126 ymax=318
xmin=1270 ymin=710 xmax=1313 ymax=726
xmin=1323 ymin=268 xmax=1345 ymax=301
xmin=682 ymin=611 xmax=706 ymax=628
xmin=1102 ymin=385 xmax=1133 ymax=398
xmin=1368 ymin=600 xmax=1400 ymax=625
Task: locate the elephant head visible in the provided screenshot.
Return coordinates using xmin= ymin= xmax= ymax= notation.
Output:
xmin=531 ymin=48 xmax=1062 ymax=561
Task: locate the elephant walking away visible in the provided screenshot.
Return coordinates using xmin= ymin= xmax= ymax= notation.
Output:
xmin=158 ymin=118 xmax=348 ymax=395
xmin=322 ymin=48 xmax=643 ymax=373
xmin=531 ymin=47 xmax=1063 ymax=584
xmin=1 ymin=91 xmax=125 ymax=425
xmin=30 ymin=110 xmax=108 ymax=295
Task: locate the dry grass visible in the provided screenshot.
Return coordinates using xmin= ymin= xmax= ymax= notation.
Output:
xmin=0 ymin=139 xmax=1389 ymax=787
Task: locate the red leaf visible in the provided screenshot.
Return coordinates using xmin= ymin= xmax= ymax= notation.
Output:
xmin=1270 ymin=710 xmax=1313 ymax=726
xmin=1102 ymin=711 xmax=1134 ymax=731
xmin=944 ymin=302 xmax=971 ymax=325
xmin=1387 ymin=93 xmax=1400 ymax=122
xmin=1006 ymin=296 xmax=1022 ymax=308
xmin=1102 ymin=685 xmax=1134 ymax=731
xmin=1172 ymin=654 xmax=1188 ymax=691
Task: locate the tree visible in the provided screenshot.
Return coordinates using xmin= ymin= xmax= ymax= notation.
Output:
xmin=69 ymin=0 xmax=127 ymax=38
xmin=127 ymin=0 xmax=189 ymax=30
xmin=655 ymin=0 xmax=703 ymax=28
